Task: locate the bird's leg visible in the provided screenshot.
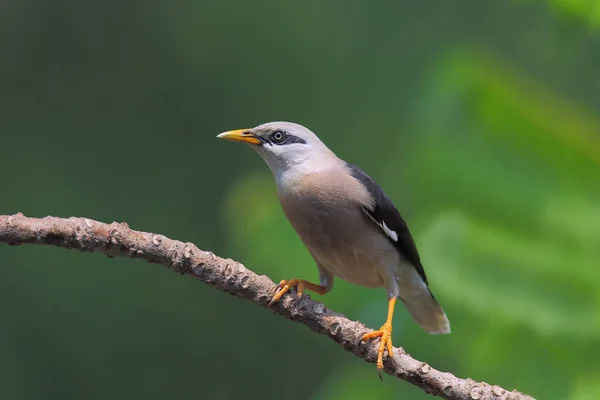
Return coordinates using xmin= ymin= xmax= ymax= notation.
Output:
xmin=267 ymin=278 xmax=328 ymax=306
xmin=361 ymin=297 xmax=396 ymax=378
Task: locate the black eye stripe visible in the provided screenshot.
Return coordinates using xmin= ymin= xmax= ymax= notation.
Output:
xmin=285 ymin=135 xmax=306 ymax=145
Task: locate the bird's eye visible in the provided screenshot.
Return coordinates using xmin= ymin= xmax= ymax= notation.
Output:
xmin=271 ymin=130 xmax=286 ymax=143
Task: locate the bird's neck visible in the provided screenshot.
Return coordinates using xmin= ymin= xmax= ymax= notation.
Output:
xmin=273 ymin=156 xmax=344 ymax=190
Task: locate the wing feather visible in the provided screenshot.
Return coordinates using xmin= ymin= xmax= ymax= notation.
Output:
xmin=346 ymin=163 xmax=429 ymax=285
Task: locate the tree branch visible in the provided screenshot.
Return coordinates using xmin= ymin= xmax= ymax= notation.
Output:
xmin=0 ymin=213 xmax=533 ymax=400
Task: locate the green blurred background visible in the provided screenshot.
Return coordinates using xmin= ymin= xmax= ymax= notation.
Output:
xmin=2 ymin=1 xmax=599 ymax=399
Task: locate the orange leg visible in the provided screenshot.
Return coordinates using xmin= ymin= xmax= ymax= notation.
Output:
xmin=267 ymin=278 xmax=328 ymax=307
xmin=361 ymin=297 xmax=396 ymax=378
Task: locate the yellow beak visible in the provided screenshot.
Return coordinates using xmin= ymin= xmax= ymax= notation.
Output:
xmin=216 ymin=129 xmax=262 ymax=145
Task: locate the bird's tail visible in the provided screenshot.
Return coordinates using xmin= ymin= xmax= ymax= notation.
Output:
xmin=400 ymin=291 xmax=450 ymax=334
xmin=396 ymin=267 xmax=450 ymax=334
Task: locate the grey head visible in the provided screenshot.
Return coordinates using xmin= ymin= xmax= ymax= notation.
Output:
xmin=217 ymin=121 xmax=342 ymax=184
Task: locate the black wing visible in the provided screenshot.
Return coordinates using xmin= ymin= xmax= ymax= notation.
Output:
xmin=346 ymin=163 xmax=428 ymax=285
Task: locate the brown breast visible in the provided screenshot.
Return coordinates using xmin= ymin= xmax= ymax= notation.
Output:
xmin=277 ymin=169 xmax=397 ymax=288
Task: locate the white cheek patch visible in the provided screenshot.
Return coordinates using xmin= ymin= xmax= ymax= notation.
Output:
xmin=381 ymin=221 xmax=399 ymax=242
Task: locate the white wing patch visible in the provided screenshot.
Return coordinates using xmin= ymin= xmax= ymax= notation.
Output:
xmin=381 ymin=221 xmax=399 ymax=242
xmin=362 ymin=207 xmax=399 ymax=242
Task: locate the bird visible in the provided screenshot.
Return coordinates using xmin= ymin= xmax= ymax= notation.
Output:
xmin=217 ymin=121 xmax=450 ymax=375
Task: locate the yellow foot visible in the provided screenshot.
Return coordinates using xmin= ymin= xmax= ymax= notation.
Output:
xmin=362 ymin=323 xmax=393 ymax=379
xmin=267 ymin=278 xmax=327 ymax=307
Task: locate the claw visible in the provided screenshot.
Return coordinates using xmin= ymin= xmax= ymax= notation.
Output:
xmin=267 ymin=279 xmax=292 ymax=307
xmin=267 ymin=278 xmax=328 ymax=307
xmin=362 ymin=323 xmax=393 ymax=376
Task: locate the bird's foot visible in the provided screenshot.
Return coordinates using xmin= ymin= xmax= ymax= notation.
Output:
xmin=361 ymin=323 xmax=393 ymax=379
xmin=268 ymin=278 xmax=304 ymax=306
xmin=267 ymin=278 xmax=327 ymax=307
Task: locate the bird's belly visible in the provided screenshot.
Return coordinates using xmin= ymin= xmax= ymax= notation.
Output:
xmin=282 ymin=200 xmax=392 ymax=288
xmin=315 ymin=247 xmax=385 ymax=288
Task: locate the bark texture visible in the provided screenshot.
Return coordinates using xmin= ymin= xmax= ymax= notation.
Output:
xmin=0 ymin=213 xmax=535 ymax=400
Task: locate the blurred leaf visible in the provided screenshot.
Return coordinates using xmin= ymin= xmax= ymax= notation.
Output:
xmin=544 ymin=0 xmax=600 ymax=30
xmin=420 ymin=212 xmax=600 ymax=339
xmin=570 ymin=374 xmax=600 ymax=400
xmin=406 ymin=49 xmax=600 ymax=228
xmin=395 ymin=47 xmax=600 ymax=398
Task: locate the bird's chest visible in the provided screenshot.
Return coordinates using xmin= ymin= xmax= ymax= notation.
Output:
xmin=280 ymin=194 xmax=349 ymax=250
xmin=278 ymin=182 xmax=386 ymax=287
